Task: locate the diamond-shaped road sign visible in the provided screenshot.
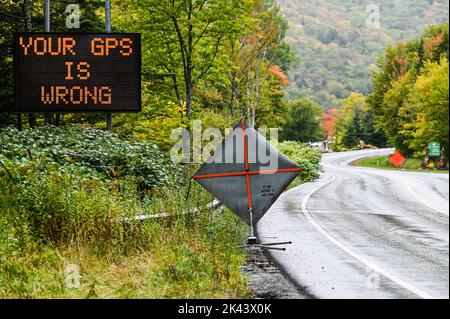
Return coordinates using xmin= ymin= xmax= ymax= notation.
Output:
xmin=193 ymin=119 xmax=302 ymax=225
xmin=390 ymin=150 xmax=406 ymax=168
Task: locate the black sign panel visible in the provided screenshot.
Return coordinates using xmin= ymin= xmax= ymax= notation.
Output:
xmin=14 ymin=32 xmax=141 ymax=112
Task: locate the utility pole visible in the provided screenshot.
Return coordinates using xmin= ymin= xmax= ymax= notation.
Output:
xmin=44 ymin=0 xmax=52 ymax=125
xmin=44 ymin=0 xmax=50 ymax=32
xmin=105 ymin=0 xmax=112 ymax=132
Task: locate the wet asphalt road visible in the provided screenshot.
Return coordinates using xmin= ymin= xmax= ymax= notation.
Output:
xmin=257 ymin=149 xmax=449 ymax=299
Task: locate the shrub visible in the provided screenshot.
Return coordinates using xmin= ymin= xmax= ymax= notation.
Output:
xmin=277 ymin=141 xmax=322 ymax=182
xmin=0 ymin=125 xmax=178 ymax=188
xmin=1 ymin=161 xmax=143 ymax=250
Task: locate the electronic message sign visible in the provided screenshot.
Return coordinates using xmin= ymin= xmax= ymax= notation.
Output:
xmin=14 ymin=33 xmax=141 ymax=112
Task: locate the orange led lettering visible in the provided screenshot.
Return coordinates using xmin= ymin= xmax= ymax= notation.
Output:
xmin=120 ymin=38 xmax=133 ymax=56
xmin=55 ymin=86 xmax=69 ymax=104
xmin=91 ymin=38 xmax=104 ymax=56
xmin=99 ymin=86 xmax=112 ymax=104
xmin=63 ymin=37 xmax=76 ymax=56
xmin=70 ymin=86 xmax=83 ymax=104
xmin=77 ymin=62 xmax=90 ymax=80
xmin=40 ymin=86 xmax=112 ymax=104
xmin=65 ymin=62 xmax=74 ymax=80
xmin=33 ymin=37 xmax=47 ymax=55
xmin=41 ymin=86 xmax=54 ymax=104
xmin=19 ymin=37 xmax=33 ymax=55
xmin=85 ymin=86 xmax=98 ymax=104
xmin=105 ymin=38 xmax=118 ymax=56
xmin=48 ymin=37 xmax=62 ymax=56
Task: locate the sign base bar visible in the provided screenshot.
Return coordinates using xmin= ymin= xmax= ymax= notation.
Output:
xmin=242 ymin=238 xmax=292 ymax=251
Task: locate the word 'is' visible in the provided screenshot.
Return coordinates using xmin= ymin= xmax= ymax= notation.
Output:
xmin=19 ymin=36 xmax=133 ymax=56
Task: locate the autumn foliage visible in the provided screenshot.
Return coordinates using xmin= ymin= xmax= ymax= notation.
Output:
xmin=320 ymin=108 xmax=336 ymax=138
xmin=269 ymin=64 xmax=289 ymax=85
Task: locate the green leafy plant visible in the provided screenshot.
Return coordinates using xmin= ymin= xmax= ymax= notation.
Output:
xmin=277 ymin=141 xmax=322 ymax=182
xmin=0 ymin=125 xmax=178 ymax=189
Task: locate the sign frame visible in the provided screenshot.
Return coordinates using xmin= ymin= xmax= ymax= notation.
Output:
xmin=14 ymin=32 xmax=142 ymax=113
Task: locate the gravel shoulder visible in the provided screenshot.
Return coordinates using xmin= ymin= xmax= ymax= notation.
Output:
xmin=243 ymin=246 xmax=310 ymax=299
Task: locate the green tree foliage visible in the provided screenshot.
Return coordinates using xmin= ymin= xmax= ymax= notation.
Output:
xmin=367 ymin=23 xmax=449 ymax=157
xmin=401 ymin=58 xmax=449 ymax=158
xmin=114 ymin=0 xmax=245 ymax=120
xmin=333 ymin=93 xmax=386 ymax=150
xmin=110 ymin=0 xmax=296 ymax=143
xmin=280 ymin=98 xmax=323 ymax=143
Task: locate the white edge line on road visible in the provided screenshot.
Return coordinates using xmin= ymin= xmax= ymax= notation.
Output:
xmin=300 ymin=173 xmax=436 ymax=299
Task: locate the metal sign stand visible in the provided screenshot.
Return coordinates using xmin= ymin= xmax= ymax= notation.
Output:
xmin=195 ymin=119 xmax=294 ymax=251
xmin=245 ymin=207 xmax=292 ymax=251
xmin=241 ymin=120 xmax=292 ymax=251
xmin=193 ymin=119 xmax=298 ymax=251
xmin=105 ymin=0 xmax=112 ymax=132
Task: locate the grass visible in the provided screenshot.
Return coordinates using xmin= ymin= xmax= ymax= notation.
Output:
xmin=351 ymin=155 xmax=449 ymax=173
xmin=0 ymin=159 xmax=250 ymax=298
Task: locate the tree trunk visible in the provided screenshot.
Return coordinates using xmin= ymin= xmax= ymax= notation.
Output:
xmin=251 ymin=108 xmax=255 ymax=127
xmin=230 ymin=71 xmax=236 ymax=119
xmin=237 ymin=82 xmax=243 ymax=118
xmin=186 ymin=62 xmax=192 ymax=119
xmin=185 ymin=1 xmax=193 ymax=119
xmin=246 ymin=71 xmax=252 ymax=122
xmin=54 ymin=114 xmax=61 ymax=126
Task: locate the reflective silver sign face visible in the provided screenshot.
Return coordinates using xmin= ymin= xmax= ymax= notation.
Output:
xmin=194 ymin=120 xmax=302 ymax=225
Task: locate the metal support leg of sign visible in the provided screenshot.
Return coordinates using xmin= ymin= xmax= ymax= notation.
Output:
xmin=44 ymin=0 xmax=50 ymax=31
xmin=17 ymin=114 xmax=22 ymax=131
xmin=247 ymin=208 xmax=257 ymax=244
xmin=105 ymin=0 xmax=112 ymax=132
xmin=106 ymin=113 xmax=112 ymax=132
xmin=245 ymin=207 xmax=292 ymax=251
xmin=43 ymin=0 xmax=52 ymax=125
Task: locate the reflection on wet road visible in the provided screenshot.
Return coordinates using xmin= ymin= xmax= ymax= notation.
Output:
xmin=258 ymin=149 xmax=449 ymax=299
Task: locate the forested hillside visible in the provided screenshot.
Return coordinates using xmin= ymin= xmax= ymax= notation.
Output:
xmin=278 ymin=0 xmax=449 ymax=109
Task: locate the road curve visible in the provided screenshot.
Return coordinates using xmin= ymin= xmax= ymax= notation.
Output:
xmin=257 ymin=149 xmax=449 ymax=299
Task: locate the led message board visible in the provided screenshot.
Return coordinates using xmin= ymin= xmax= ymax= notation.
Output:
xmin=14 ymin=33 xmax=141 ymax=112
